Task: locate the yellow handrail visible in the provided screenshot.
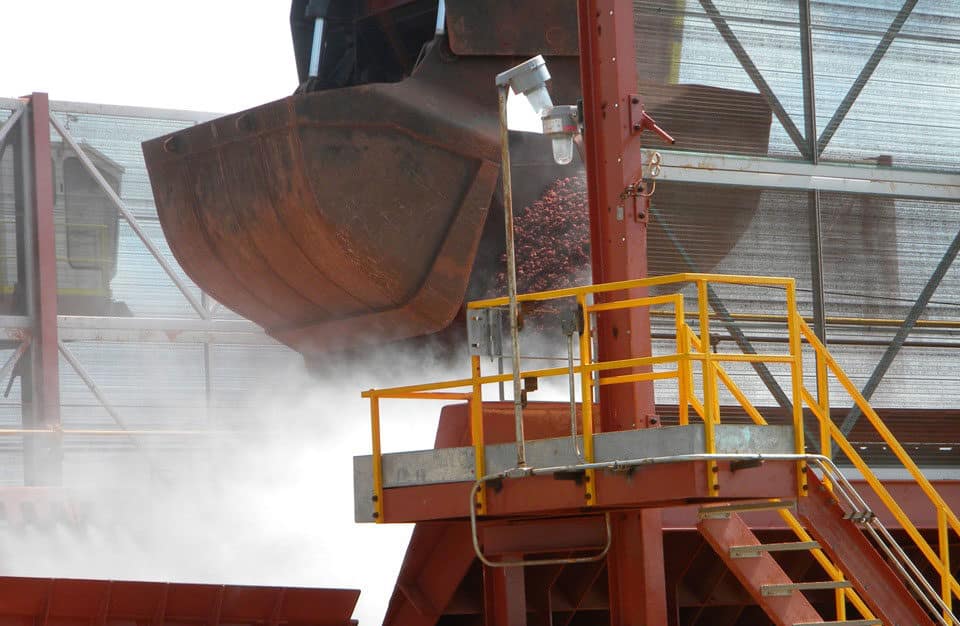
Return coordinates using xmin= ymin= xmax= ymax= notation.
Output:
xmin=798 ymin=317 xmax=960 ymax=610
xmin=688 ymin=327 xmax=873 ymax=618
xmin=365 ymin=273 xmax=798 ymax=518
xmin=364 ymin=269 xmax=960 ymax=621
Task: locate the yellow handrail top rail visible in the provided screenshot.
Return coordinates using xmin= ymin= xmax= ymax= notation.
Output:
xmin=363 ymin=271 xmax=960 ymax=618
xmin=466 ymin=272 xmax=794 ymax=309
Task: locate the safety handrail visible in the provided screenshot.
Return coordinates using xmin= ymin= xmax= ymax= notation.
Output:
xmin=363 ymin=271 xmax=960 ymax=623
xmin=365 ymin=273 xmax=802 ymax=509
xmin=797 ymin=316 xmax=960 ymax=621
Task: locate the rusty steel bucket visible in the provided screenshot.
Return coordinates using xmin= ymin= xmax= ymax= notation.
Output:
xmin=143 ymin=44 xmax=507 ymax=356
xmin=143 ymin=30 xmax=768 ymax=358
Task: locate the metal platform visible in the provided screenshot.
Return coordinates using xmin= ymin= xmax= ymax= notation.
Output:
xmin=354 ymin=423 xmax=795 ymax=523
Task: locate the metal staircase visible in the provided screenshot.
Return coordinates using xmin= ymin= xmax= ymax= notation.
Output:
xmin=359 ymin=273 xmax=960 ymax=625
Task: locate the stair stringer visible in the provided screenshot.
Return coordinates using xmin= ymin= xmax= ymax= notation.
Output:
xmin=798 ymin=471 xmax=935 ymax=626
xmin=698 ymin=511 xmax=824 ymax=626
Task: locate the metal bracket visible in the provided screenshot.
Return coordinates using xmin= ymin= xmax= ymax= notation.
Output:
xmin=730 ymin=458 xmax=764 ymax=472
xmin=628 ymin=94 xmax=675 ymax=144
xmin=467 ymin=308 xmax=503 ymax=357
xmin=628 ymin=94 xmax=645 ymax=135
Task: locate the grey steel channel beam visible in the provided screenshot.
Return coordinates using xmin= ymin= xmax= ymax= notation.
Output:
xmin=55 ymin=315 xmax=277 ymax=345
xmin=698 ymin=0 xmax=809 ymax=159
xmin=817 ymin=0 xmax=918 ymax=155
xmin=838 ymin=226 xmax=960 ymax=440
xmin=799 ymin=0 xmax=829 ymax=411
xmin=644 ymin=150 xmax=960 ymax=201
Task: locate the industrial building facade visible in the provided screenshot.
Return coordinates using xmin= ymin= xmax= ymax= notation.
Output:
xmin=0 ymin=2 xmax=958 ymax=624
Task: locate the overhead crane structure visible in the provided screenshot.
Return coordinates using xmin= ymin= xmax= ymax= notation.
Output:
xmin=355 ymin=1 xmax=960 ymax=625
xmin=1 ymin=2 xmax=958 ymax=626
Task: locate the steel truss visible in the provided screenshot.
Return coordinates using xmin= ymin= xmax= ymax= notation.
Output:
xmin=0 ymin=95 xmax=276 ymax=484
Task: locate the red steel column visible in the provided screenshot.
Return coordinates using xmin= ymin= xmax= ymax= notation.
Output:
xmin=577 ymin=2 xmax=667 ymax=624
xmin=24 ymin=93 xmax=61 ymax=485
xmin=578 ymin=0 xmax=656 ymax=430
xmin=483 ymin=559 xmax=527 ymax=626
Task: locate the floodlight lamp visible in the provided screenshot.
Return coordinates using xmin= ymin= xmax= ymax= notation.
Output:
xmin=541 ymin=105 xmax=578 ymax=165
xmin=495 ymin=55 xmax=554 ymax=114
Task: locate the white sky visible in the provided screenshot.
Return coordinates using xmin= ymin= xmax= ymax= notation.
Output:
xmin=0 ymin=0 xmax=541 ymax=130
xmin=0 ymin=1 xmax=295 ymax=112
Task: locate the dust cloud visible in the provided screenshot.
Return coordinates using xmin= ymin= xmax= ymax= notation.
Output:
xmin=0 ymin=343 xmax=472 ymax=626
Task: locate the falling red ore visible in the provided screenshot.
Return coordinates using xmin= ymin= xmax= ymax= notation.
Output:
xmin=491 ymin=175 xmax=591 ymax=298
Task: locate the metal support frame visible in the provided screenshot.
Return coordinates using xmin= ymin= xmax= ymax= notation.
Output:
xmin=838 ymin=226 xmax=960 ymax=438
xmin=57 ymin=340 xmax=165 ymax=476
xmin=816 ymin=0 xmax=919 ymax=155
xmin=18 ymin=94 xmax=62 ymax=486
xmin=0 ymin=96 xmax=279 ymax=486
xmin=799 ymin=0 xmax=830 ymax=427
xmin=48 ymin=113 xmax=209 ymax=318
xmin=577 ymin=1 xmax=667 ymax=623
xmin=698 ymin=0 xmax=809 ymax=159
xmin=642 ymin=149 xmax=960 ymax=200
xmin=482 ymin=558 xmax=527 ymax=626
xmin=0 ymin=105 xmax=25 ymax=155
xmin=647 ymin=205 xmax=823 ymax=450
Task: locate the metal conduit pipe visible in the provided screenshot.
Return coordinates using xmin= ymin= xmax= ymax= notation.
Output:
xmin=496 ymin=84 xmax=526 ymax=468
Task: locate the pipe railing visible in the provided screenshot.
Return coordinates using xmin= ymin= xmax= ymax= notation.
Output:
xmin=362 ymin=271 xmax=960 ymax=623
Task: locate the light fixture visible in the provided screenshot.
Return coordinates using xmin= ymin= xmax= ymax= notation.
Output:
xmin=495 ymin=55 xmax=554 ymax=115
xmin=496 ymin=56 xmax=580 ymax=166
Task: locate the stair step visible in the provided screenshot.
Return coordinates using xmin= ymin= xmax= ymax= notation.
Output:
xmin=761 ymin=580 xmax=852 ymax=597
xmin=795 ymin=621 xmax=882 ymax=626
xmin=730 ymin=540 xmax=821 ymax=559
xmin=699 ymin=499 xmax=795 ymax=518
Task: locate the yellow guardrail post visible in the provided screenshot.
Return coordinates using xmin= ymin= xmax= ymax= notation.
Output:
xmin=816 ymin=349 xmax=830 ymax=457
xmin=370 ymin=395 xmax=384 ymax=523
xmin=697 ymin=280 xmax=719 ymax=497
xmin=674 ymin=295 xmax=691 ymax=426
xmin=941 ymin=505 xmax=954 ymax=624
xmin=786 ymin=283 xmax=807 ymax=497
xmin=470 ymin=355 xmax=487 ymax=515
xmin=577 ymin=294 xmax=597 ymax=506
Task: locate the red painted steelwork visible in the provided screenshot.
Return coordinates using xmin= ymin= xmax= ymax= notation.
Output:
xmin=27 ymin=94 xmax=60 ymax=433
xmin=578 ymin=0 xmax=657 ymax=432
xmin=798 ymin=470 xmax=934 ymax=626
xmin=698 ymin=512 xmax=823 ymax=625
xmin=446 ymin=0 xmax=579 ymax=57
xmin=480 ymin=517 xmax=607 ymax=556
xmin=382 ymin=523 xmax=475 ymax=626
xmin=483 ymin=558 xmax=527 ymax=626
xmin=0 ymin=577 xmax=358 ymax=626
xmin=577 ymin=2 xmax=667 ymax=619
xmin=379 ymin=461 xmax=798 ymax=524
xmin=605 ymin=510 xmax=669 ymax=625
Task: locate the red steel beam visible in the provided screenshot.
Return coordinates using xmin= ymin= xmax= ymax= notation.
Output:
xmin=798 ymin=470 xmax=935 ymax=626
xmin=483 ymin=557 xmax=527 ymax=626
xmin=27 ymin=93 xmax=60 ymax=430
xmin=0 ymin=577 xmax=359 ymax=626
xmin=578 ymin=0 xmax=656 ymax=430
xmin=19 ymin=93 xmax=61 ymax=487
xmin=382 ymin=522 xmax=476 ymax=626
xmin=577 ymin=2 xmax=667 ymax=621
xmin=605 ymin=510 xmax=668 ymax=625
xmin=698 ymin=512 xmax=823 ymax=626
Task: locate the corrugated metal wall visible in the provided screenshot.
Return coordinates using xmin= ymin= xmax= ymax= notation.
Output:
xmin=0 ymin=0 xmax=958 ymax=483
